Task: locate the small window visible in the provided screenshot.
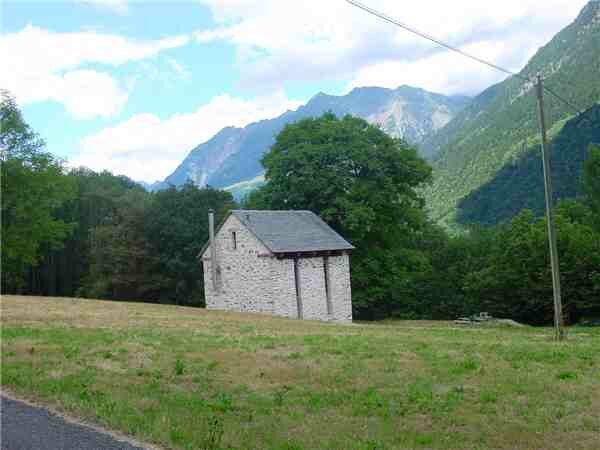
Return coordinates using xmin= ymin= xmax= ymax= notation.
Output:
xmin=232 ymin=231 xmax=237 ymax=250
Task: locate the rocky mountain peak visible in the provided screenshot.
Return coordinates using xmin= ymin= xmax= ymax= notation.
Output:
xmin=156 ymin=86 xmax=471 ymax=194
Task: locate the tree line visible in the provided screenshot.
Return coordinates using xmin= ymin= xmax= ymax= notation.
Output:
xmin=1 ymin=91 xmax=234 ymax=306
xmin=2 ymin=93 xmax=599 ymax=324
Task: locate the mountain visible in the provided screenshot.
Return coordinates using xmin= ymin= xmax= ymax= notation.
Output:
xmin=137 ymin=180 xmax=163 ymax=191
xmin=157 ymin=86 xmax=470 ymax=192
xmin=457 ymin=104 xmax=600 ymax=225
xmin=424 ymin=1 xmax=600 ymax=227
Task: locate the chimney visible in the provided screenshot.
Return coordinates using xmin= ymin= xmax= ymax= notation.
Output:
xmin=208 ymin=208 xmax=218 ymax=290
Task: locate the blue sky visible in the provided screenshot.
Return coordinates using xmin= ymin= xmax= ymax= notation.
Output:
xmin=1 ymin=0 xmax=588 ymax=181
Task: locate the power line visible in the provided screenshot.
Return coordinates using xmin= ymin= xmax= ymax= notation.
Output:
xmin=345 ymin=0 xmax=584 ymax=115
xmin=347 ymin=0 xmax=571 ymax=339
xmin=345 ymin=0 xmax=527 ymax=79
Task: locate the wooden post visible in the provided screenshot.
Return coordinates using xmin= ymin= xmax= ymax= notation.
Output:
xmin=535 ymin=73 xmax=565 ymax=341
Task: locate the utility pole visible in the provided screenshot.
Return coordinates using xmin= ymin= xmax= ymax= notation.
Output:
xmin=345 ymin=0 xmax=573 ymax=341
xmin=535 ymin=73 xmax=565 ymax=341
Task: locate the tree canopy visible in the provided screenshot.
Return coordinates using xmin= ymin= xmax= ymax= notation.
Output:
xmin=583 ymin=144 xmax=600 ymax=216
xmin=3 ymin=101 xmax=599 ymax=325
xmin=1 ymin=91 xmax=76 ymax=290
xmin=142 ymin=182 xmax=235 ymax=305
xmin=246 ymin=113 xmax=433 ymax=318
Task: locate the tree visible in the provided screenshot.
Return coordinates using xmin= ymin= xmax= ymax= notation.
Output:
xmin=144 ymin=182 xmax=236 ymax=306
xmin=27 ymin=168 xmax=148 ymax=297
xmin=582 ymin=144 xmax=600 ymax=219
xmin=1 ymin=91 xmax=75 ymax=291
xmin=246 ymin=113 xmax=432 ymax=318
xmin=82 ymin=189 xmax=161 ymax=300
xmin=464 ymin=207 xmax=600 ymax=324
xmin=399 ymin=224 xmax=495 ymax=320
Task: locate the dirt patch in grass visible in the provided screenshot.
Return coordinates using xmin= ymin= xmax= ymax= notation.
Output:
xmin=202 ymin=347 xmax=332 ymax=391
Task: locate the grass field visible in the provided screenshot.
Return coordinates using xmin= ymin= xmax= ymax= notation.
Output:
xmin=1 ymin=295 xmax=599 ymax=449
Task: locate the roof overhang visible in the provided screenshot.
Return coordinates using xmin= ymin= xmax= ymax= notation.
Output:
xmin=273 ymin=249 xmax=351 ymax=259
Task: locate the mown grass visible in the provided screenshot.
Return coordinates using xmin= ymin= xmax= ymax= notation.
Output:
xmin=1 ymin=295 xmax=599 ymax=449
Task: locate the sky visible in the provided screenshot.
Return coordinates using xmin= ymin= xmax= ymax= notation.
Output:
xmin=1 ymin=0 xmax=589 ymax=182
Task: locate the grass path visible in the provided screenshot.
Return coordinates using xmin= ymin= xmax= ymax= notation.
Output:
xmin=1 ymin=295 xmax=599 ymax=449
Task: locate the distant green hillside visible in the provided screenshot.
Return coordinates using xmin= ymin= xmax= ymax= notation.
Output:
xmin=423 ymin=1 xmax=600 ymax=227
xmin=457 ymin=104 xmax=600 ymax=225
xmin=224 ymin=174 xmax=266 ymax=202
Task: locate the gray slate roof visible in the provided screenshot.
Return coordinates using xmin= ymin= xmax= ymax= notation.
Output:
xmin=231 ymin=210 xmax=354 ymax=254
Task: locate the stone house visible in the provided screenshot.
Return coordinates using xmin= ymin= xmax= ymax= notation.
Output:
xmin=200 ymin=210 xmax=354 ymax=323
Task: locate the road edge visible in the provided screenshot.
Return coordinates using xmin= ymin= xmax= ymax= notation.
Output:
xmin=0 ymin=388 xmax=165 ymax=450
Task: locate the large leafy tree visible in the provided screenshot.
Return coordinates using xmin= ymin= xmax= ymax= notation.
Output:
xmin=246 ymin=113 xmax=432 ymax=318
xmin=1 ymin=91 xmax=75 ymax=290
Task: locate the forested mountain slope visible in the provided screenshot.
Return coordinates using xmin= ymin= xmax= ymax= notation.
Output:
xmin=457 ymin=104 xmax=600 ymax=225
xmin=157 ymin=86 xmax=469 ymax=191
xmin=424 ymin=1 xmax=600 ymax=227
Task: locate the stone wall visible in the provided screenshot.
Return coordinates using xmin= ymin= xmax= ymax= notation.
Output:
xmin=271 ymin=258 xmax=297 ymax=319
xmin=202 ymin=214 xmax=275 ymax=314
xmin=297 ymin=257 xmax=328 ymax=320
xmin=202 ymin=214 xmax=352 ymax=323
xmin=327 ymin=254 xmax=353 ymax=323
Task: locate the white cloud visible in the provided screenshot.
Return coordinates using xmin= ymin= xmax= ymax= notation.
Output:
xmin=0 ymin=25 xmax=190 ymax=118
xmin=196 ymin=0 xmax=589 ymax=95
xmin=347 ymin=38 xmax=536 ymax=96
xmin=45 ymin=70 xmax=129 ymax=119
xmin=4 ymin=0 xmax=591 ymax=184
xmin=70 ymin=91 xmax=303 ymax=182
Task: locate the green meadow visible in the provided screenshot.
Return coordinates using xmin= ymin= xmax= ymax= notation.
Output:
xmin=2 ymin=295 xmax=599 ymax=450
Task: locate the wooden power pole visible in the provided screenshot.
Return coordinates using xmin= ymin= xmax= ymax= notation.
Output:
xmin=344 ymin=0 xmax=570 ymax=341
xmin=535 ymin=73 xmax=565 ymax=341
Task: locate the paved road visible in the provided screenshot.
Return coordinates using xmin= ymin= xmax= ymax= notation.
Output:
xmin=1 ymin=395 xmax=147 ymax=450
